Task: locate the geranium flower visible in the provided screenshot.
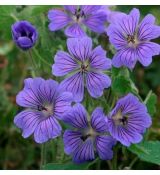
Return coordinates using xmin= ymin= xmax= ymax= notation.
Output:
xmin=107 ymin=8 xmax=160 ymax=69
xmin=107 ymin=93 xmax=152 ymax=146
xmin=63 ymin=103 xmax=116 ymax=163
xmin=48 ymin=5 xmax=106 ymax=37
xmin=14 ymin=78 xmax=73 ymax=143
xmin=52 ymin=37 xmax=112 ymax=102
xmin=11 ymin=21 xmax=38 ymax=50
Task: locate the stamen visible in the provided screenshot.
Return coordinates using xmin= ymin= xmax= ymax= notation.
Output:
xmin=127 ymin=35 xmax=135 ymax=44
xmin=37 ymin=104 xmax=53 ymax=117
xmin=37 ymin=105 xmax=47 ymax=111
xmin=81 ymin=64 xmax=88 ymax=72
xmin=112 ymin=110 xmax=128 ymax=126
xmin=119 ymin=116 xmax=128 ymax=126
xmin=74 ymin=8 xmax=85 ymax=22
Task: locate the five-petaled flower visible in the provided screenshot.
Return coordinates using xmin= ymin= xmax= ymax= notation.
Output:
xmin=14 ymin=78 xmax=73 ymax=143
xmin=52 ymin=37 xmax=112 ymax=102
xmin=48 ymin=5 xmax=107 ymax=37
xmin=107 ymin=93 xmax=152 ymax=146
xmin=11 ymin=20 xmax=38 ymax=50
xmin=107 ymin=8 xmax=160 ymax=69
xmin=63 ymin=103 xmax=116 ymax=163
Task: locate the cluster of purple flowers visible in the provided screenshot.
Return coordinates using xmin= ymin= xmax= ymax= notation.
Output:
xmin=12 ymin=5 xmax=160 ymax=164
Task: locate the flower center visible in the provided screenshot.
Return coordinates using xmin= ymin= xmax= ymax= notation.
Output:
xmin=112 ymin=110 xmax=128 ymax=126
xmin=127 ymin=35 xmax=135 ymax=44
xmin=81 ymin=63 xmax=89 ymax=73
xmin=73 ymin=8 xmax=85 ymax=23
xmin=37 ymin=104 xmax=53 ymax=117
xmin=80 ymin=126 xmax=97 ymax=141
xmin=126 ymin=34 xmax=139 ymax=48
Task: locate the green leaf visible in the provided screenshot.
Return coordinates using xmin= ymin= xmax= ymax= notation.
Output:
xmin=0 ymin=6 xmax=15 ymax=40
xmin=42 ymin=162 xmax=89 ymax=170
xmin=31 ymin=5 xmax=59 ymax=16
xmin=112 ymin=75 xmax=131 ymax=95
xmin=145 ymin=91 xmax=157 ymax=116
xmin=128 ymin=141 xmax=160 ymax=165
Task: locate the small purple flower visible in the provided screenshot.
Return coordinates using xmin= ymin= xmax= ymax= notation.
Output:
xmin=11 ymin=20 xmax=38 ymax=50
xmin=14 ymin=78 xmax=73 ymax=143
xmin=52 ymin=37 xmax=112 ymax=102
xmin=63 ymin=103 xmax=116 ymax=163
xmin=107 ymin=93 xmax=152 ymax=147
xmin=48 ymin=5 xmax=106 ymax=37
xmin=107 ymin=8 xmax=160 ymax=69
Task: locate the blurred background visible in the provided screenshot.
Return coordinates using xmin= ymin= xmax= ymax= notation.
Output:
xmin=0 ymin=5 xmax=160 ymax=170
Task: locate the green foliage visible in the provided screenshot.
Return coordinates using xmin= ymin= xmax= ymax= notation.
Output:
xmin=0 ymin=6 xmax=15 ymax=40
xmin=112 ymin=75 xmax=131 ymax=95
xmin=145 ymin=91 xmax=157 ymax=116
xmin=128 ymin=141 xmax=160 ymax=165
xmin=42 ymin=163 xmax=89 ymax=170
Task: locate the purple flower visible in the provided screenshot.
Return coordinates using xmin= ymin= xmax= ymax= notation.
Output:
xmin=107 ymin=93 xmax=152 ymax=147
xmin=99 ymin=6 xmax=126 ymax=24
xmin=14 ymin=78 xmax=73 ymax=143
xmin=107 ymin=8 xmax=160 ymax=69
xmin=11 ymin=21 xmax=38 ymax=50
xmin=48 ymin=5 xmax=106 ymax=37
xmin=52 ymin=37 xmax=112 ymax=102
xmin=63 ymin=103 xmax=116 ymax=163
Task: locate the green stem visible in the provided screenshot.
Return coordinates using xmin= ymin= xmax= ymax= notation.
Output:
xmin=10 ymin=13 xmax=19 ymax=22
xmin=28 ymin=50 xmax=37 ymax=77
xmin=112 ymin=146 xmax=118 ymax=170
xmin=85 ymin=90 xmax=89 ymax=111
xmin=129 ymin=157 xmax=138 ymax=169
xmin=144 ymin=90 xmax=152 ymax=104
xmin=107 ymin=160 xmax=112 ymax=170
xmin=32 ymin=48 xmax=51 ymax=67
xmin=40 ymin=143 xmax=46 ymax=169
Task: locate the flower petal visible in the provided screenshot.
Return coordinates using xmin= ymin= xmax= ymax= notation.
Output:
xmin=14 ymin=110 xmax=41 ymax=138
xmin=67 ymin=37 xmax=92 ymax=62
xmin=116 ymin=8 xmax=139 ymax=36
xmin=91 ymin=107 xmax=108 ymax=132
xmin=96 ymin=135 xmax=116 ymax=160
xmin=63 ymin=130 xmax=83 ymax=154
xmin=65 ymin=23 xmax=86 ymax=38
xmin=89 ymin=46 xmax=112 ymax=70
xmin=16 ymin=78 xmax=59 ymax=108
xmin=137 ymin=42 xmax=160 ymax=66
xmin=107 ymin=24 xmax=127 ymax=50
xmin=54 ymin=92 xmax=73 ymax=119
xmin=83 ymin=12 xmax=106 ymax=33
xmin=81 ymin=5 xmax=102 ymax=15
xmin=16 ymin=79 xmax=44 ymax=108
xmin=73 ymin=138 xmax=95 ymax=163
xmin=62 ymin=103 xmax=88 ymax=129
xmin=86 ymin=71 xmax=111 ymax=98
xmin=138 ymin=14 xmax=160 ymax=40
xmin=52 ymin=51 xmax=78 ymax=76
xmin=112 ymin=48 xmax=137 ymax=69
xmin=48 ymin=9 xmax=71 ymax=31
xmin=59 ymin=72 xmax=84 ymax=102
xmin=17 ymin=37 xmax=32 ymax=49
xmin=34 ymin=116 xmax=62 ymax=143
xmin=64 ymin=5 xmax=77 ymax=14
xmin=108 ymin=121 xmax=143 ymax=147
